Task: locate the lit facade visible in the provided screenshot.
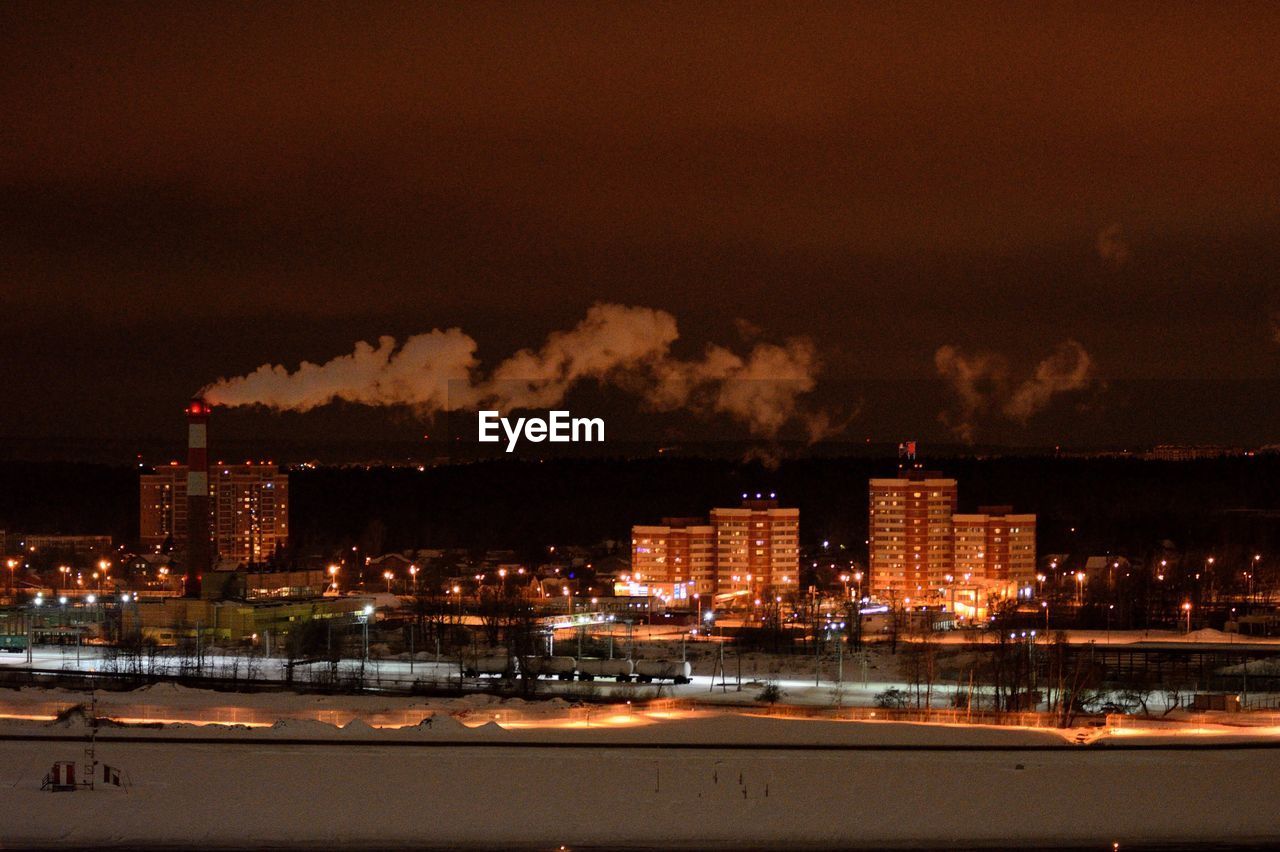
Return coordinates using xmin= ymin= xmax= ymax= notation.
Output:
xmin=630 ymin=518 xmax=716 ymax=594
xmin=869 ymin=472 xmax=958 ymax=601
xmin=953 ymin=506 xmax=1037 ymax=583
xmin=711 ymin=499 xmax=800 ymax=595
xmin=630 ymin=497 xmax=800 ymax=600
xmin=870 ymin=472 xmax=1036 ymax=605
xmin=140 ymin=463 xmax=289 ymax=566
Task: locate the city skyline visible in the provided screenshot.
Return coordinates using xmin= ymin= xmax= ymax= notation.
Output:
xmin=7 ymin=6 xmax=1280 ymax=849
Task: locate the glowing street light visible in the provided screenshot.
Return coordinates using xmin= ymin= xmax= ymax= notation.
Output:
xmin=361 ymin=603 xmax=375 ymax=660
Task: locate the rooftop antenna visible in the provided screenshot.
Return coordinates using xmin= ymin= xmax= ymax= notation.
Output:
xmin=897 ymin=440 xmax=918 ymax=472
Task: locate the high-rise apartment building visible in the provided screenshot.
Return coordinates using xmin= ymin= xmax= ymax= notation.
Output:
xmin=140 ymin=463 xmax=289 ymax=566
xmin=869 ymin=471 xmax=1036 ymax=604
xmin=630 ymin=496 xmax=799 ymax=599
xmin=630 ymin=517 xmax=716 ymax=594
xmin=869 ymin=471 xmax=958 ymax=601
xmin=953 ymin=506 xmax=1037 ymax=582
xmin=711 ymin=498 xmax=800 ymax=594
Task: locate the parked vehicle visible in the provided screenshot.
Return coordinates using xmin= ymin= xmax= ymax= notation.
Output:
xmin=634 ymin=659 xmax=692 ymax=684
xmin=525 ymin=655 xmax=578 ymax=680
xmin=575 ymin=657 xmax=634 ymax=682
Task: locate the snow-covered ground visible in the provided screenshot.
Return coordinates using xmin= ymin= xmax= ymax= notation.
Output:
xmin=3 ymin=676 xmax=1280 ymax=847
xmin=4 ymin=708 xmax=1280 ymax=848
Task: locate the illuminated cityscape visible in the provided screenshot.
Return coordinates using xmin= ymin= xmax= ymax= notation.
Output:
xmin=4 ymin=3 xmax=1280 ymax=849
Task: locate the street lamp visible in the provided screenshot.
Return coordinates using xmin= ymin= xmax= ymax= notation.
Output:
xmin=362 ymin=603 xmax=375 ymax=660
xmin=409 ymin=564 xmax=418 ymax=595
xmin=383 ymin=570 xmax=394 ymax=594
xmin=1075 ymin=571 xmax=1086 ymax=606
xmin=327 ymin=564 xmax=340 ymax=594
xmin=1182 ymin=601 xmax=1192 ymax=633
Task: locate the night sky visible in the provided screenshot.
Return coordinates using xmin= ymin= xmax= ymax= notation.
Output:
xmin=4 ymin=3 xmax=1280 ymax=456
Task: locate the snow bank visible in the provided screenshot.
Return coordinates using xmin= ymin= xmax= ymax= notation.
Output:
xmin=269 ymin=718 xmax=337 ymax=735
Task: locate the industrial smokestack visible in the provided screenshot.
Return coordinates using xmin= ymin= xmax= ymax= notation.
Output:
xmin=184 ymin=398 xmax=211 ymax=596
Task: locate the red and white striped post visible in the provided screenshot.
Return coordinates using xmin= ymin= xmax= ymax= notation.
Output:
xmin=185 ymin=398 xmax=211 ymax=596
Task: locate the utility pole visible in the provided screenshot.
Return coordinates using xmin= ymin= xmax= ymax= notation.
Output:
xmin=814 ymin=621 xmax=822 ymax=687
xmin=836 ymin=626 xmax=844 ymax=687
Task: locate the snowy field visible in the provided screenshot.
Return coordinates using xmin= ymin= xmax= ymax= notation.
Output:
xmin=3 ymin=676 xmax=1280 ymax=848
xmin=4 ymin=709 xmax=1280 ymax=849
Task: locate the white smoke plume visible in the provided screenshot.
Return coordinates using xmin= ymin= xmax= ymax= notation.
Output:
xmin=646 ymin=338 xmax=821 ymax=437
xmin=202 ymin=303 xmax=842 ymax=440
xmin=933 ymin=346 xmax=1009 ymax=443
xmin=1004 ymin=340 xmax=1094 ymax=423
xmin=935 ymin=340 xmax=1095 ymax=442
xmin=479 ymin=303 xmax=679 ymax=410
xmin=198 ymin=329 xmax=480 ymax=413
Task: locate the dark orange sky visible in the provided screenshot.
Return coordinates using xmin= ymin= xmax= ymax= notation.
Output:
xmin=3 ymin=2 xmax=1279 ymax=452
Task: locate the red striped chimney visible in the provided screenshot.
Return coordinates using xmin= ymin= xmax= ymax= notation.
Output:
xmin=184 ymin=398 xmax=211 ymax=594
